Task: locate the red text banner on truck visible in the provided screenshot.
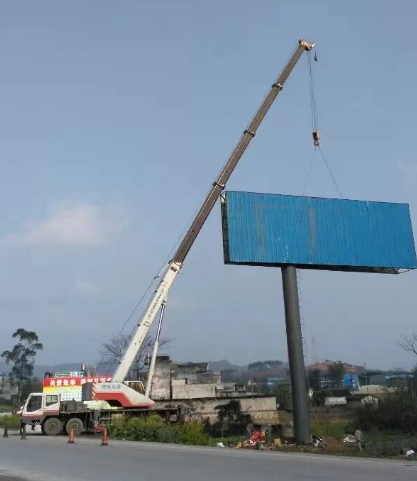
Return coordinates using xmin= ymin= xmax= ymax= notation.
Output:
xmin=43 ymin=376 xmax=112 ymax=401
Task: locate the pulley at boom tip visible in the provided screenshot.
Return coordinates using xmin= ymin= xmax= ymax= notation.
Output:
xmin=299 ymin=39 xmax=315 ymax=51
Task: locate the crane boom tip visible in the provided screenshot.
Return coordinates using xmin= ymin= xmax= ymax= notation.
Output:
xmin=299 ymin=39 xmax=315 ymax=50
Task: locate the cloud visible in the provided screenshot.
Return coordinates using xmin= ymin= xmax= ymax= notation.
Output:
xmin=74 ymin=280 xmax=101 ymax=298
xmin=0 ymin=200 xmax=127 ymax=247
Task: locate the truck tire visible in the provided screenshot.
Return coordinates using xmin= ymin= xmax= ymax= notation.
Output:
xmin=42 ymin=417 xmax=62 ymax=436
xmin=65 ymin=417 xmax=84 ymax=437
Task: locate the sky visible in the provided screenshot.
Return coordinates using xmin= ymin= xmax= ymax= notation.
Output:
xmin=0 ymin=0 xmax=416 ymax=372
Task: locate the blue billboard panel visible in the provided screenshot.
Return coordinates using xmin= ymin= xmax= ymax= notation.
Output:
xmin=221 ymin=191 xmax=417 ymax=273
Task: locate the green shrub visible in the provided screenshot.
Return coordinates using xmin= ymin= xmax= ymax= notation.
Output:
xmin=356 ymin=390 xmax=417 ymax=435
xmin=0 ymin=415 xmax=21 ymax=430
xmin=0 ymin=401 xmax=15 ymax=413
xmin=155 ymin=426 xmax=181 ymax=444
xmin=178 ymin=422 xmax=211 ymax=446
xmin=108 ymin=415 xmax=214 ymax=445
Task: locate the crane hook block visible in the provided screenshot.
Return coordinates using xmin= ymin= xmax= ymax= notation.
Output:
xmin=312 ymin=130 xmax=320 ymax=147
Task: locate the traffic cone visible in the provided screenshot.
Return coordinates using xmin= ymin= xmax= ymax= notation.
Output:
xmin=100 ymin=426 xmax=109 ymax=446
xmin=21 ymin=425 xmax=27 ymax=440
xmin=3 ymin=426 xmax=8 ymax=438
xmin=68 ymin=428 xmax=75 ymax=444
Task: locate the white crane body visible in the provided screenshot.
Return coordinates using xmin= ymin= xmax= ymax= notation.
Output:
xmin=50 ymin=39 xmax=315 ymax=411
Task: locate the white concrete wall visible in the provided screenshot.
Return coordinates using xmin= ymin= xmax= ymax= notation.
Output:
xmin=324 ymin=396 xmax=347 ymax=407
xmin=150 ymin=362 xmax=171 ymax=400
xmin=172 ymin=383 xmax=219 ymax=400
xmin=155 ymin=396 xmax=279 ymax=424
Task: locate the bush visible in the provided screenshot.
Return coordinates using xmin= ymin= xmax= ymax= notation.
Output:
xmin=108 ymin=415 xmax=212 ymax=445
xmin=356 ymin=390 xmax=417 ymax=434
xmin=0 ymin=399 xmax=15 ymax=413
xmin=0 ymin=415 xmax=21 ymax=430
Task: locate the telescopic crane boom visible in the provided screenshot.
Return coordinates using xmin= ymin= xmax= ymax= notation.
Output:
xmin=112 ymin=39 xmax=315 ymax=384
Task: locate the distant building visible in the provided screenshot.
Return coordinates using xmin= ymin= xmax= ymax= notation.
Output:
xmin=357 ymin=384 xmax=393 ymax=394
xmin=346 ymin=393 xmax=385 ymax=410
xmin=358 ymin=371 xmax=414 ymax=389
xmin=385 ymin=373 xmax=413 ymax=389
xmin=322 ymin=389 xmax=351 ymax=407
xmin=308 ymin=362 xmax=358 ymax=375
xmin=358 ymin=371 xmax=386 ymax=386
xmin=145 ymin=356 xmax=279 ymax=424
xmin=266 ymin=377 xmax=290 ymax=388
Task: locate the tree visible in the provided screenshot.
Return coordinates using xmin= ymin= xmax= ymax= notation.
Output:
xmin=1 ymin=329 xmax=43 ymax=404
xmin=397 ymin=333 xmax=417 ymax=357
xmin=273 ymin=384 xmax=292 ymax=410
xmin=101 ymin=333 xmax=169 ymax=380
xmin=214 ymin=400 xmax=252 ymax=437
xmin=311 ymin=389 xmax=326 ymax=407
xmin=328 ymin=361 xmax=345 ymax=385
xmin=308 ymin=368 xmax=321 ymax=390
xmin=21 ymin=377 xmax=43 ymax=401
xmin=247 ymin=360 xmax=284 ymax=372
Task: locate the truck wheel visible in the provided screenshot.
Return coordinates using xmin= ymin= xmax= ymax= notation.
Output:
xmin=42 ymin=417 xmax=62 ymax=436
xmin=65 ymin=418 xmax=84 ymax=437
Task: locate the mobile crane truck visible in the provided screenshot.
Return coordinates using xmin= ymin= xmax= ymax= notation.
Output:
xmin=20 ymin=39 xmax=315 ymax=436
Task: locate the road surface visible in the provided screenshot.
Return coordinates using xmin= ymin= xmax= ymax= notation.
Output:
xmin=0 ymin=432 xmax=415 ymax=481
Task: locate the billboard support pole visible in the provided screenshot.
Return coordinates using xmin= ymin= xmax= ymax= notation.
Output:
xmin=281 ymin=265 xmax=310 ymax=445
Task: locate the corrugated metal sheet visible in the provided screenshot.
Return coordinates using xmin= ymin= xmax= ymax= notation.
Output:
xmin=221 ymin=191 xmax=417 ymax=273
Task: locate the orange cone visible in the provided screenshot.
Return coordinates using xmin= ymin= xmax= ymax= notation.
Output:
xmin=68 ymin=428 xmax=75 ymax=444
xmin=101 ymin=426 xmax=109 ymax=446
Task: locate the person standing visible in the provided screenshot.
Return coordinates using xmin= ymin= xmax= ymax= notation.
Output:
xmin=354 ymin=427 xmax=363 ymax=451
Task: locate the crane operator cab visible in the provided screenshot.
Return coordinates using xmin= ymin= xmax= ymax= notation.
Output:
xmin=27 ymin=394 xmax=43 ymax=412
xmin=20 ymin=393 xmax=60 ymax=431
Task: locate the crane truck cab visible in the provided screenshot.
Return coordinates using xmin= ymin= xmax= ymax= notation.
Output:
xmin=20 ymin=392 xmax=109 ymax=436
xmin=21 ymin=392 xmax=62 ymax=435
xmin=20 ymin=388 xmax=157 ymax=436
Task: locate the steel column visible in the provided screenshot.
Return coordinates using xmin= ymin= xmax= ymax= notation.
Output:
xmin=281 ymin=265 xmax=310 ymax=444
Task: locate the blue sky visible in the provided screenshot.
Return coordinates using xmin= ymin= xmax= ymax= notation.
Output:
xmin=0 ymin=0 xmax=416 ymax=371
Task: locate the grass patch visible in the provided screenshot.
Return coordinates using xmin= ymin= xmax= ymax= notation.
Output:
xmin=311 ymin=415 xmax=354 ymax=439
xmin=307 ymin=411 xmax=417 ymax=458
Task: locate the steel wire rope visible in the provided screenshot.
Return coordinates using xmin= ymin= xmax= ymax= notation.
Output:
xmin=301 ymin=51 xmax=329 ymax=443
xmin=304 ymin=51 xmax=344 ymax=199
xmin=97 ymin=182 xmax=217 ymax=373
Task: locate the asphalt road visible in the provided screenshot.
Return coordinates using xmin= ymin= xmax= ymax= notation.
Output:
xmin=0 ymin=432 xmax=415 ymax=481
